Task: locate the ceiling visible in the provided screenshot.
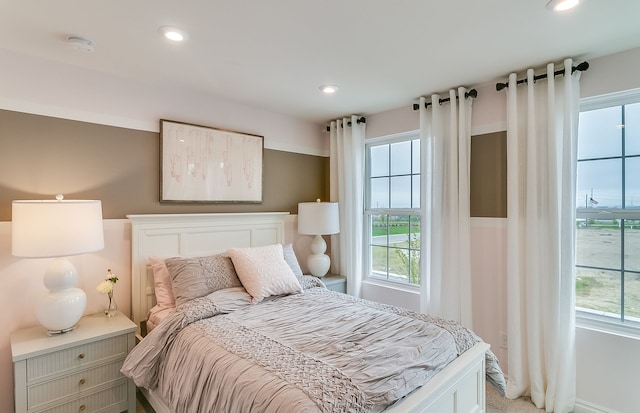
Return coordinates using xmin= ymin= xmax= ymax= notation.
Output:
xmin=1 ymin=0 xmax=640 ymax=124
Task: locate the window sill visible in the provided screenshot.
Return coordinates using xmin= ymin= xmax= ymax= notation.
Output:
xmin=362 ymin=278 xmax=420 ymax=294
xmin=577 ymin=313 xmax=640 ymax=341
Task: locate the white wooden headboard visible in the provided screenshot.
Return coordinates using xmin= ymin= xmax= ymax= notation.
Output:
xmin=127 ymin=212 xmax=289 ymax=335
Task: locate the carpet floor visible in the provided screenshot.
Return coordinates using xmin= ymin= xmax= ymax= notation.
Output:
xmin=487 ymin=384 xmax=547 ymax=413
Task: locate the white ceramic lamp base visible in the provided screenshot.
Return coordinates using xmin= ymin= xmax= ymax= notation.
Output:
xmin=37 ymin=258 xmax=87 ymax=335
xmin=307 ymin=234 xmax=331 ymax=277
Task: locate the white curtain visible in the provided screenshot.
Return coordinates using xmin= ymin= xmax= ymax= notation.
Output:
xmin=419 ymin=88 xmax=473 ymax=328
xmin=505 ymin=59 xmax=581 ymax=412
xmin=329 ymin=116 xmax=365 ymax=298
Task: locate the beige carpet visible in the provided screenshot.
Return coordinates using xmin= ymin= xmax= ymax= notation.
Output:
xmin=138 ymin=386 xmax=547 ymax=413
xmin=487 ymin=384 xmax=546 ymax=413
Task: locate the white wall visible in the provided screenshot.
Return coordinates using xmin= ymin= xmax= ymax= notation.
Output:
xmin=363 ymin=47 xmax=640 ymax=413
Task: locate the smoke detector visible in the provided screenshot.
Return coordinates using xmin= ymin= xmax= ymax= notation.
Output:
xmin=66 ymin=36 xmax=95 ymax=52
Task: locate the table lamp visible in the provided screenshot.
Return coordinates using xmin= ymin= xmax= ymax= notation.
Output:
xmin=11 ymin=195 xmax=104 ymax=335
xmin=297 ymin=199 xmax=339 ymax=277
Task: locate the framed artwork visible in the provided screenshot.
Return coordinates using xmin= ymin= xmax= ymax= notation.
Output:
xmin=160 ymin=119 xmax=263 ymax=203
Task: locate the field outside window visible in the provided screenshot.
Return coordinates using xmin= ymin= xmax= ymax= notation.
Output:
xmin=576 ymin=98 xmax=640 ymax=327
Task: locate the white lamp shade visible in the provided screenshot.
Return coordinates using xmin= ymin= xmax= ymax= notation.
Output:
xmin=12 ymin=199 xmax=104 ymax=258
xmin=298 ymin=201 xmax=340 ymax=235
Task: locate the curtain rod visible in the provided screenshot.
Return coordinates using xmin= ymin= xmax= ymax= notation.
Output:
xmin=495 ymin=61 xmax=589 ymax=91
xmin=325 ymin=116 xmax=366 ymax=132
xmin=412 ymin=89 xmax=478 ymax=111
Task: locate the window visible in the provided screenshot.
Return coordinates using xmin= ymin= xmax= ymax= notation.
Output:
xmin=365 ymin=132 xmax=422 ymax=286
xmin=576 ymin=90 xmax=640 ymax=330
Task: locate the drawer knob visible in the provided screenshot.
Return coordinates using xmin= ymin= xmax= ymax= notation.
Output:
xmin=78 ymin=353 xmax=85 ymax=359
xmin=79 ymin=405 xmax=86 ymax=411
xmin=79 ymin=378 xmax=86 ymax=385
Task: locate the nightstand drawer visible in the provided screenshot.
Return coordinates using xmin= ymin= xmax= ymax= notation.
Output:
xmin=27 ymin=335 xmax=128 ymax=382
xmin=27 ymin=360 xmax=126 ymax=410
xmin=37 ymin=381 xmax=128 ymax=413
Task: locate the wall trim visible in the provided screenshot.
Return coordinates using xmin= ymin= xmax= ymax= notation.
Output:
xmin=580 ymin=87 xmax=640 ymax=111
xmin=574 ymin=399 xmax=619 ymax=413
xmin=470 ymin=217 xmax=507 ymax=228
xmin=0 ymin=97 xmax=157 ymax=132
xmin=471 ymin=121 xmax=507 ymax=137
xmin=266 ymin=140 xmax=328 ymax=157
xmin=0 ymin=99 xmax=327 ymax=157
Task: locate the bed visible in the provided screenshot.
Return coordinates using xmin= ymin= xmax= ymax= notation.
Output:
xmin=123 ymin=212 xmax=504 ymax=413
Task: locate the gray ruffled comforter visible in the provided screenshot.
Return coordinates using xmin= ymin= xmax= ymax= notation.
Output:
xmin=122 ymin=279 xmax=505 ymax=412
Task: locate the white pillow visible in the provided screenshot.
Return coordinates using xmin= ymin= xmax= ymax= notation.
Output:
xmin=228 ymin=244 xmax=303 ymax=304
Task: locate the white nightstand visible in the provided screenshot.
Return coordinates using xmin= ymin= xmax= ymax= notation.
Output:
xmin=321 ymin=273 xmax=347 ymax=293
xmin=11 ymin=312 xmax=137 ymax=413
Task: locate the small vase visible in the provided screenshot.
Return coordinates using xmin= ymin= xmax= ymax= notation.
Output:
xmin=104 ymin=293 xmax=117 ymax=317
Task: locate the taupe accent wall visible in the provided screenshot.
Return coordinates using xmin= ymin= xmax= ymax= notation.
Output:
xmin=1 ymin=109 xmax=508 ymax=221
xmin=470 ymin=131 xmax=507 ymax=218
xmin=0 ymin=110 xmax=328 ymax=221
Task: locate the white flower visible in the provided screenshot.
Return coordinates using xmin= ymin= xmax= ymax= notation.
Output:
xmin=97 ymin=280 xmax=113 ymax=295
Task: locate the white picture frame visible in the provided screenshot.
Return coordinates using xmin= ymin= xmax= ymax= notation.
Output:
xmin=160 ymin=119 xmax=263 ymax=203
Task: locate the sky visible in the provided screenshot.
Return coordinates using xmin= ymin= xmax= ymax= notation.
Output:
xmin=367 ymin=103 xmax=640 ymax=212
xmin=577 ymin=102 xmax=640 ymax=209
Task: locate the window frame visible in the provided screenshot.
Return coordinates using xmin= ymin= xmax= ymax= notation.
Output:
xmin=364 ymin=131 xmax=422 ymax=289
xmin=576 ymin=88 xmax=640 ymax=336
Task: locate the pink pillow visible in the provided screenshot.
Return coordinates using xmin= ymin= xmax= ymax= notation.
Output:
xmin=227 ymin=244 xmax=303 ymax=304
xmin=147 ymin=257 xmax=176 ymax=310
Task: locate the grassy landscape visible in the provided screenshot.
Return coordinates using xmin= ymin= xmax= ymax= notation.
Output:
xmin=371 ymin=242 xmax=416 ymax=281
xmin=575 ymin=226 xmax=640 ymax=320
xmin=370 ymin=217 xmax=420 ymax=282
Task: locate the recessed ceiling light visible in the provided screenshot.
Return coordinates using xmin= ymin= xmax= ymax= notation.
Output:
xmin=320 ymin=85 xmax=339 ymax=94
xmin=546 ymin=0 xmax=580 ymax=12
xmin=159 ymin=26 xmax=188 ymax=42
xmin=66 ymin=36 xmax=95 ymax=52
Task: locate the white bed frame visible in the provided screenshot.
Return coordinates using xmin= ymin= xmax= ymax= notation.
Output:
xmin=128 ymin=212 xmax=488 ymax=413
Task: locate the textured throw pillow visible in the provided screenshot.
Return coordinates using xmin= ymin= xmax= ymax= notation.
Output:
xmin=228 ymin=244 xmax=303 ymax=304
xmin=147 ymin=257 xmax=176 ymax=310
xmin=164 ymin=253 xmax=242 ymax=306
xmin=282 ymin=243 xmax=303 ymax=279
